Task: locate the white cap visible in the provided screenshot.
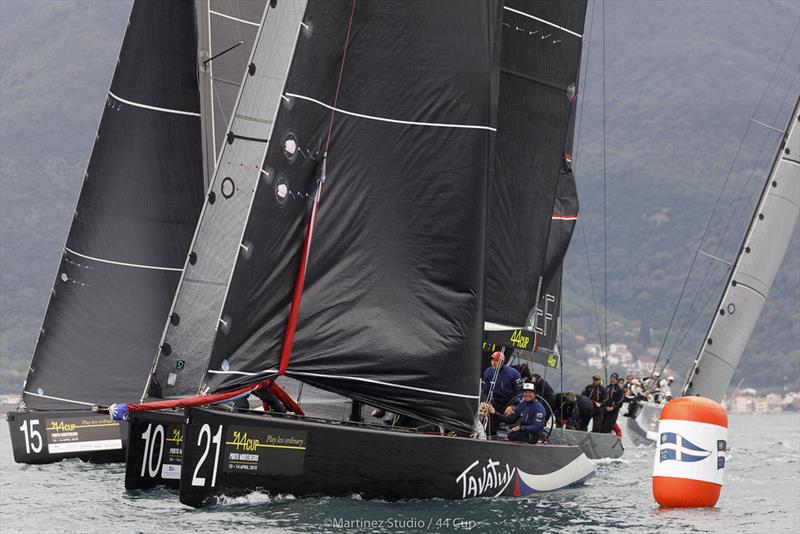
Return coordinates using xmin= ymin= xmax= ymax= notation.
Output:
xmin=653 ymin=371 xmax=661 ymax=377
xmin=668 ymin=376 xmax=674 ymax=381
xmin=523 ymin=383 xmax=535 ymax=391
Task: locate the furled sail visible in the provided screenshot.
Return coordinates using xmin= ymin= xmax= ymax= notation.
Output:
xmin=182 ymin=1 xmax=500 ymax=434
xmin=22 ymin=0 xmax=204 ymax=410
xmin=147 ymin=1 xmax=307 ymax=399
xmin=483 ymin=0 xmax=586 ymax=352
xmin=196 ymin=0 xmax=267 ymax=186
xmin=683 ymin=96 xmax=800 ymax=402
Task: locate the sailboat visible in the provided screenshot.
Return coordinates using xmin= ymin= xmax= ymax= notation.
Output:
xmin=6 ymin=0 xmax=265 ymax=464
xmin=626 ymin=94 xmax=800 ymax=445
xmin=119 ymin=0 xmax=598 ymax=504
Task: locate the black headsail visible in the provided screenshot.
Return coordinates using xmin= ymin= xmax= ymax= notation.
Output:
xmin=182 ymin=1 xmax=500 ymax=434
xmin=21 ymin=0 xmax=204 ymax=410
xmin=483 ymin=0 xmax=586 ymax=355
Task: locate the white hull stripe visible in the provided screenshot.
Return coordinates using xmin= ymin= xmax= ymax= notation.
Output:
xmin=285 ymin=92 xmax=497 ymax=132
xmin=503 ymin=6 xmax=583 ymax=39
xmin=24 ymin=390 xmax=95 ymax=406
xmin=65 ymin=247 xmax=183 ymax=272
xmin=207 ymin=368 xmax=479 ymax=399
xmin=108 ymin=91 xmax=201 ymax=117
xmin=209 ymin=9 xmax=260 ymax=27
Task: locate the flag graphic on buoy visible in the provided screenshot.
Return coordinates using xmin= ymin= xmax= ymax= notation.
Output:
xmin=652 ymin=396 xmax=728 ymax=508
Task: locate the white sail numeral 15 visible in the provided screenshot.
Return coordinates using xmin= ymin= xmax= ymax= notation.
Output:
xmin=191 ymin=424 xmax=222 ymax=487
xmin=19 ymin=419 xmax=43 ymax=454
xmin=140 ymin=423 xmax=165 ymax=478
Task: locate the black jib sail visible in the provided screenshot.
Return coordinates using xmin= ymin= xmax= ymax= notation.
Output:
xmin=152 ymin=1 xmax=500 ymax=434
xmin=21 ymin=0 xmax=204 ymax=411
xmin=483 ymin=0 xmax=586 ymax=354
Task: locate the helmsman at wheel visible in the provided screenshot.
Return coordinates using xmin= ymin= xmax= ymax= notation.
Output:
xmin=482 ymin=383 xmax=546 ymax=444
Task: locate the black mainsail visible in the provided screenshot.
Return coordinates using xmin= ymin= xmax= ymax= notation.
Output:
xmin=21 ymin=0 xmax=204 ymax=411
xmin=483 ymin=1 xmax=585 ymax=354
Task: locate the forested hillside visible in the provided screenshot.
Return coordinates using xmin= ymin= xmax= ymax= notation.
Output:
xmin=0 ymin=0 xmax=797 ymax=395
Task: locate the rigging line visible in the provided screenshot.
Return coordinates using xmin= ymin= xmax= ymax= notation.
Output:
xmin=209 ymin=9 xmax=260 ymax=27
xmin=503 ymin=6 xmax=583 ymax=39
xmin=601 ymin=0 xmax=608 ymax=383
xmin=652 ymin=26 xmax=799 ymax=375
xmin=569 ymin=0 xmax=600 ymax=358
xmin=324 ymin=0 xmax=357 ymax=154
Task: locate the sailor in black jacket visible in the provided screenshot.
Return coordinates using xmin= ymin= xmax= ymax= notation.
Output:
xmin=582 ymin=375 xmax=607 ymax=432
xmin=600 ymin=372 xmax=625 ymax=433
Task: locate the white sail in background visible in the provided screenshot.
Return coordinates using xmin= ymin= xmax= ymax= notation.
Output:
xmin=683 ymin=96 xmax=800 ymax=402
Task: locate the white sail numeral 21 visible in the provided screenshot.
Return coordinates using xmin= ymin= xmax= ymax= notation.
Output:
xmin=140 ymin=423 xmax=165 ymax=478
xmin=19 ymin=419 xmax=43 ymax=454
xmin=192 ymin=424 xmax=223 ymax=487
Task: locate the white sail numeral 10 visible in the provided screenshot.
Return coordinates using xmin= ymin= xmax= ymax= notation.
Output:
xmin=139 ymin=423 xmax=165 ymax=478
xmin=19 ymin=419 xmax=43 ymax=454
xmin=191 ymin=424 xmax=223 ymax=487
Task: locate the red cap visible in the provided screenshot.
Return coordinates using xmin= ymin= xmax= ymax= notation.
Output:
xmin=490 ymin=351 xmax=505 ymax=362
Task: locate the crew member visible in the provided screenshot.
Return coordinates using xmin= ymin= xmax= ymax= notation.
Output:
xmin=659 ymin=376 xmax=675 ymax=403
xmin=482 ymin=383 xmax=546 ymax=444
xmin=600 ymin=372 xmax=624 ymax=433
xmin=553 ymin=392 xmax=593 ymax=431
xmin=480 ymin=352 xmax=523 ymax=436
xmin=582 ymin=374 xmax=607 ymax=432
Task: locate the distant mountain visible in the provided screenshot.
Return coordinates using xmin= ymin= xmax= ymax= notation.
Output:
xmin=0 ymin=0 xmax=797 ymax=395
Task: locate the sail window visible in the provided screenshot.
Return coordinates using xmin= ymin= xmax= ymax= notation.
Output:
xmin=275 ymin=176 xmax=289 ymax=204
xmin=283 ymin=133 xmax=298 ymax=160
xmin=221 ymin=177 xmax=236 ymax=199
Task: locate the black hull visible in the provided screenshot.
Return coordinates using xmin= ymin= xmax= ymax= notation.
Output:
xmin=178 ymin=407 xmax=595 ymax=507
xmin=125 ymin=410 xmax=185 ymax=490
xmin=546 ymin=428 xmax=624 ymax=459
xmin=6 ymin=410 xmax=127 ymax=464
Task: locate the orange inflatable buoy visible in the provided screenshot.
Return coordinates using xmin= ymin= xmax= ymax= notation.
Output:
xmin=652 ymin=397 xmax=728 ymax=508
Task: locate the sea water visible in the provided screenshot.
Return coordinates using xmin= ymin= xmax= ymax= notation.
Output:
xmin=1 ymin=412 xmax=797 ymax=533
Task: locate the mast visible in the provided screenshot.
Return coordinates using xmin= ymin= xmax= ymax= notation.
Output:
xmin=21 ymin=0 xmax=204 ymax=410
xmin=145 ymin=1 xmax=308 ymax=400
xmin=683 ymin=95 xmax=800 ymax=401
